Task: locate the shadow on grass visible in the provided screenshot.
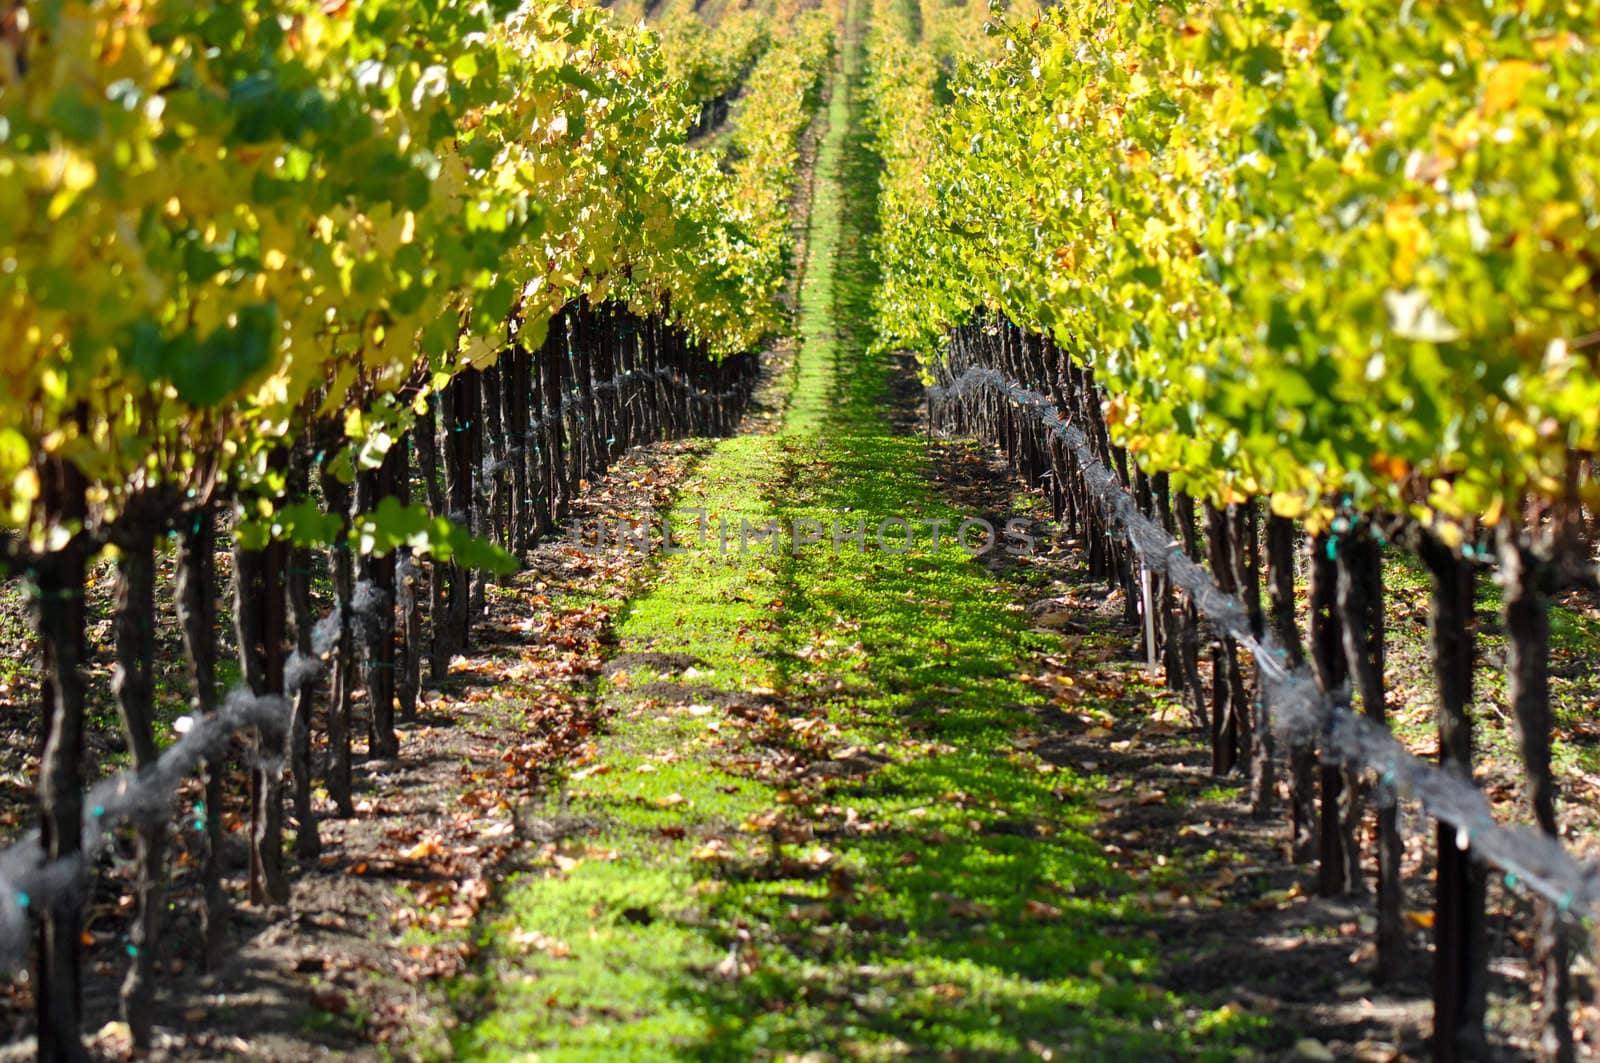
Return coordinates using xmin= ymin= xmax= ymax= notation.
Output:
xmin=657 ymin=14 xmax=1258 ymax=1060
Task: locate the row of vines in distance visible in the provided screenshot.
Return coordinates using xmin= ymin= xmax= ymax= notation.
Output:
xmin=866 ymin=1 xmax=1600 ymax=1059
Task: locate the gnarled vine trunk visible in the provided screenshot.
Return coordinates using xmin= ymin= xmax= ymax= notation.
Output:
xmin=1335 ymin=525 xmax=1402 ymax=978
xmin=232 ymin=528 xmax=290 ymax=907
xmin=1416 ymin=529 xmax=1488 ymax=1061
xmin=175 ymin=507 xmax=227 ymax=970
xmin=34 ymin=453 xmax=90 ymax=1063
xmin=1499 ymin=526 xmax=1573 ymax=1063
xmin=111 ymin=510 xmax=165 ymax=1047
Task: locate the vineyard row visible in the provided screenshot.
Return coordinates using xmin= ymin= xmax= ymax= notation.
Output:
xmin=930 ymin=316 xmax=1589 ymax=1061
xmin=8 ymin=298 xmax=758 ymax=1059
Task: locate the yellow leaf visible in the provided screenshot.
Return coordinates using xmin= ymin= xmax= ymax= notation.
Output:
xmin=12 ymin=466 xmax=39 ymax=505
xmin=1383 ymin=200 xmax=1427 ymax=285
xmin=691 ymin=839 xmax=733 ymax=862
xmin=1482 ymin=60 xmax=1540 ymax=117
xmin=1269 ymin=491 xmax=1306 ymax=519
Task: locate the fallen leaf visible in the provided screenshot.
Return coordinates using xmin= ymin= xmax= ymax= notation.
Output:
xmin=936 ymin=893 xmax=993 ymax=920
xmin=510 ymin=928 xmax=573 ymax=958
xmin=691 ymin=839 xmax=734 ymax=862
xmin=310 ymin=987 xmax=349 ymax=1015
xmin=91 ymin=1021 xmax=131 ymax=1045
xmin=402 ymin=837 xmax=443 ymax=861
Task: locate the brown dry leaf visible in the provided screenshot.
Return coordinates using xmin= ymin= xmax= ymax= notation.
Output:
xmin=787 ymin=901 xmax=834 ymax=921
xmin=741 ymin=809 xmax=781 ymax=832
xmin=712 ymin=950 xmax=742 ymax=981
xmin=571 ymin=763 xmax=612 ymax=781
xmin=1022 ymin=900 xmax=1063 ymax=922
xmin=309 ymin=987 xmax=349 ymax=1015
xmin=936 ymin=893 xmax=993 ymax=920
xmin=510 ymin=928 xmax=573 ymax=958
xmin=654 ymin=793 xmax=688 ymax=809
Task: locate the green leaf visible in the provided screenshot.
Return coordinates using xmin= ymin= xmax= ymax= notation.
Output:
xmin=352 ymin=497 xmax=518 ymax=574
xmin=126 ymin=304 xmax=277 ymax=408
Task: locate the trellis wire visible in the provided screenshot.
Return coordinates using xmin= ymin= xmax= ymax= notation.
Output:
xmin=0 ymin=586 xmax=377 ymax=975
xmin=930 ymin=365 xmax=1600 ymax=923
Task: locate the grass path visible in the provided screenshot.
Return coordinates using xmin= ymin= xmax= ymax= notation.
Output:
xmin=445 ymin=3 xmax=1254 ymax=1058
